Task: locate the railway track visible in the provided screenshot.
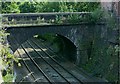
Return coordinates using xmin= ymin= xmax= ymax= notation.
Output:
xmin=11 ymin=34 xmax=106 ymax=83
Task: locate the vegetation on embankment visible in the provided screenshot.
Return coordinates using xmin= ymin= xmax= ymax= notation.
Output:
xmin=2 ymin=2 xmax=101 ymax=26
xmin=0 ymin=29 xmax=20 ymax=82
xmin=77 ymin=12 xmax=119 ymax=83
xmin=79 ymin=29 xmax=119 ymax=82
xmin=2 ymin=2 xmax=100 ymax=13
xmin=1 ymin=1 xmax=119 ymax=83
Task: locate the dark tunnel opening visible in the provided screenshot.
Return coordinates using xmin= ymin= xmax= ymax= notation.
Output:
xmin=33 ymin=33 xmax=77 ymax=63
xmin=13 ymin=33 xmax=78 ymax=82
xmin=56 ymin=34 xmax=77 ymax=63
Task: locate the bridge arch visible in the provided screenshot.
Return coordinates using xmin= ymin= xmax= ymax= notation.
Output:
xmin=53 ymin=34 xmax=77 ymax=62
xmin=6 ymin=25 xmax=79 ymax=53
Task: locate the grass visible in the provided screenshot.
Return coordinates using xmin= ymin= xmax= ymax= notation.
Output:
xmin=3 ymin=73 xmax=14 ymax=82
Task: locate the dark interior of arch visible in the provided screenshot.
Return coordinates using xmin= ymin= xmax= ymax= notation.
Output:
xmin=56 ymin=34 xmax=77 ymax=63
xmin=13 ymin=33 xmax=77 ymax=63
xmin=31 ymin=33 xmax=77 ymax=63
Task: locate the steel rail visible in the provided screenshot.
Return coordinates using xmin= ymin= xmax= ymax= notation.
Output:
xmin=30 ymin=39 xmax=83 ymax=84
xmin=17 ymin=50 xmax=35 ymax=83
xmin=11 ymin=34 xmax=52 ymax=84
xmin=19 ymin=72 xmax=34 ymax=83
xmin=37 ymin=38 xmax=93 ymax=78
xmin=26 ymin=40 xmax=71 ymax=84
xmin=9 ymin=35 xmax=36 ymax=82
xmin=20 ymin=44 xmax=53 ymax=84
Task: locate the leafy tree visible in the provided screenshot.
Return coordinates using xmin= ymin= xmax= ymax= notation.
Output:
xmin=2 ymin=2 xmax=100 ymax=13
xmin=19 ymin=2 xmax=37 ymax=13
xmin=73 ymin=2 xmax=100 ymax=12
xmin=2 ymin=2 xmax=20 ymax=13
xmin=37 ymin=2 xmax=60 ymax=12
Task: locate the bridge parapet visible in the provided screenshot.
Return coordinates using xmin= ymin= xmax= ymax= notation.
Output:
xmin=2 ymin=12 xmax=92 ymax=26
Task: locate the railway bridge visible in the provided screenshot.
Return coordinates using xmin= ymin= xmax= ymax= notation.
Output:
xmin=3 ymin=13 xmax=108 ymax=83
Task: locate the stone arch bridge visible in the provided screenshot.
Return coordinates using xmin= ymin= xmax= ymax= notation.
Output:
xmin=2 ymin=13 xmax=117 ymax=83
xmin=7 ymin=24 xmax=81 ymax=52
xmin=6 ymin=23 xmax=107 ymax=64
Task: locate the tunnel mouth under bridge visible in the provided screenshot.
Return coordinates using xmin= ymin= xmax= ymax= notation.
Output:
xmin=14 ymin=33 xmax=77 ymax=63
xmin=13 ymin=34 xmax=105 ymax=83
xmin=13 ymin=34 xmax=80 ymax=83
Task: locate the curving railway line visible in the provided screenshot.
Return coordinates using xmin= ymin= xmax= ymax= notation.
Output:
xmin=11 ymin=34 xmax=106 ymax=83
